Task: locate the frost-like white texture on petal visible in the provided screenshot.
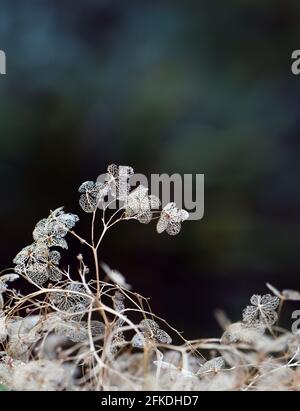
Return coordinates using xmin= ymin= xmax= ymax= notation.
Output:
xmin=125 ymin=185 xmax=160 ymax=225
xmin=197 ymin=357 xmax=225 ymax=375
xmin=106 ymin=164 xmax=134 ymax=200
xmin=79 ymin=181 xmax=108 ymax=213
xmin=15 ymin=245 xmax=63 ymax=286
xmin=50 ymin=283 xmax=90 ymax=313
xmin=157 ymin=203 xmax=189 ymax=236
xmin=32 ymin=208 xmax=78 ymax=249
xmin=242 ymin=294 xmax=280 ymax=327
xmin=55 ymin=319 xmax=105 ymax=343
xmin=131 ymin=319 xmax=172 ymax=348
xmin=131 ymin=333 xmax=145 ymax=349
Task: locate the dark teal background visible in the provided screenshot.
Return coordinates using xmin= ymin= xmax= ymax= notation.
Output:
xmin=1 ymin=0 xmax=300 ymax=337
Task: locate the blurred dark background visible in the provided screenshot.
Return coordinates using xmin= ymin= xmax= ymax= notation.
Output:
xmin=1 ymin=0 xmax=300 ymax=338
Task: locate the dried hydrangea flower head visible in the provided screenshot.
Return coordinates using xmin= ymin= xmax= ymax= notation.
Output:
xmin=105 ymin=164 xmax=134 ymax=200
xmin=112 ymin=291 xmax=126 ymax=313
xmin=14 ymin=243 xmax=62 ymax=285
xmin=13 ymin=208 xmax=78 ymax=286
xmin=197 ymin=357 xmax=225 ymax=375
xmin=2 ymin=164 xmax=198 ymax=391
xmin=125 ymin=185 xmax=160 ymax=224
xmin=132 ymin=319 xmax=172 ymax=348
xmin=54 ymin=318 xmax=105 ymax=343
xmin=28 ymin=251 xmax=62 ymax=285
xmin=242 ymin=294 xmax=280 ymax=327
xmin=14 ymin=242 xmax=48 ymax=268
xmin=50 ymin=283 xmax=90 ymax=313
xmin=78 ymin=181 xmax=108 ymax=213
xmin=101 ymin=262 xmax=131 ymax=290
xmin=157 ymin=203 xmax=189 ymax=236
xmin=33 ymin=207 xmax=79 ymax=249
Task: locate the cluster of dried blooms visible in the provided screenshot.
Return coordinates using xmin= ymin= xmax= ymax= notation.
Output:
xmin=0 ymin=165 xmax=300 ymax=391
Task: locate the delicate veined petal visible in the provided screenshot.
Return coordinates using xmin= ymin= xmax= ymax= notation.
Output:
xmin=260 ymin=294 xmax=280 ymax=311
xmin=56 ymin=320 xmax=87 ymax=343
xmin=18 ymin=246 xmax=62 ymax=286
xmin=55 ymin=319 xmax=105 ymax=343
xmin=166 ymin=221 xmax=181 ymax=236
xmin=49 ymin=236 xmax=68 ymax=250
xmin=157 ymin=203 xmax=189 ymax=236
xmin=113 ymin=291 xmax=125 ymax=313
xmin=125 ymin=185 xmax=157 ymax=225
xmin=137 ymin=211 xmax=152 ymax=224
xmin=178 ymin=209 xmax=189 ymax=222
xmin=14 ymin=264 xmax=26 ymax=275
xmin=50 ymin=283 xmax=90 ymax=313
xmin=132 ymin=319 xmax=172 ymax=349
xmin=32 ymin=208 xmax=78 ymax=249
xmin=13 ymin=243 xmax=48 ymax=266
xmin=221 ymin=322 xmax=266 ymax=345
xmin=33 ymin=219 xmax=48 ymax=242
xmin=131 ymin=334 xmax=145 ymax=349
xmin=49 ymin=251 xmax=61 ymax=265
xmin=79 ymin=194 xmax=97 ymax=213
xmin=47 ymin=265 xmax=62 ymax=283
xmin=105 ymin=164 xmax=134 ymax=200
xmin=118 ymin=165 xmax=134 ymax=178
xmin=78 ymin=181 xmax=96 ymax=193
xmin=140 ymin=319 xmax=160 ymax=334
xmin=126 ymin=186 xmax=148 ymax=212
xmin=107 ymin=164 xmax=119 ymax=178
xmin=110 ymin=333 xmax=127 ymax=354
xmin=156 ymin=215 xmax=169 ymax=234
xmin=149 ymin=195 xmax=160 ymax=209
xmin=51 ymin=208 xmax=79 ymax=230
xmin=164 ymin=202 xmax=176 ymax=212
xmin=250 ymin=295 xmax=261 ymax=306
xmin=197 ymin=357 xmax=225 ymax=375
xmin=90 ymin=320 xmax=106 ymax=337
xmin=243 ymin=294 xmax=280 ymax=327
xmin=26 ymin=263 xmax=48 ymax=286
xmin=78 ymin=181 xmax=106 ymax=213
xmin=156 ymin=329 xmax=172 ymax=344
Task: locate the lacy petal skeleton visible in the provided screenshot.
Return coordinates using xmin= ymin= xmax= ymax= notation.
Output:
xmin=0 ymin=164 xmax=299 ymax=391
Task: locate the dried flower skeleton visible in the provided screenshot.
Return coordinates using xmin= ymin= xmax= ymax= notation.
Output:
xmin=0 ymin=164 xmax=300 ymax=391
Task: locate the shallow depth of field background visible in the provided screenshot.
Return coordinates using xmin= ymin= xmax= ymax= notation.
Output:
xmin=1 ymin=0 xmax=300 ymax=338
